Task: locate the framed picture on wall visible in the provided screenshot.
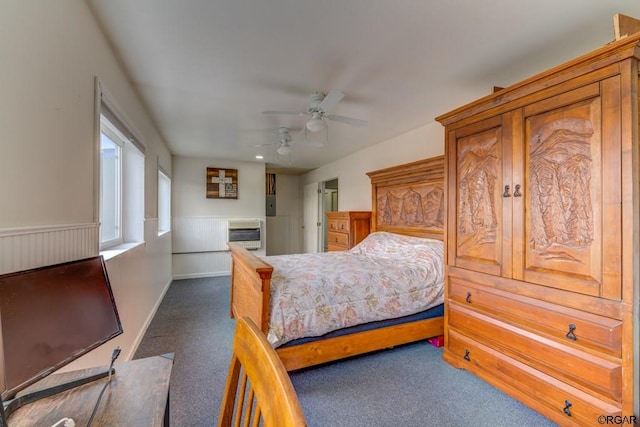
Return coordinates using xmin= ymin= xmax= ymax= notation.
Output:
xmin=206 ymin=167 xmax=238 ymax=199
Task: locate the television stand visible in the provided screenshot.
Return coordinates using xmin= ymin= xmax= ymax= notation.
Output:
xmin=6 ymin=353 xmax=174 ymax=426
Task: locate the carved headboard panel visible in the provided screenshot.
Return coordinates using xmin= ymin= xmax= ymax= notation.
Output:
xmin=366 ymin=155 xmax=445 ymax=240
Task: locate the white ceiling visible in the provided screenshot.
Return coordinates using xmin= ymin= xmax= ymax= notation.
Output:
xmin=87 ymin=1 xmax=640 ymax=171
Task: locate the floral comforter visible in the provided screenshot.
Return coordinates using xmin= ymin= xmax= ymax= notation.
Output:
xmin=262 ymin=231 xmax=445 ymax=347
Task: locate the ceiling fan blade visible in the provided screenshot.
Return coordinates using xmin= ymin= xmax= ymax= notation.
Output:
xmin=297 ymin=140 xmax=325 ymax=148
xmin=295 ymin=124 xmax=328 ymax=147
xmin=262 ymin=110 xmax=307 ymax=116
xmin=276 ymin=151 xmax=293 ymax=165
xmin=317 ymin=90 xmax=344 ymax=112
xmin=326 ymin=114 xmax=367 ymax=127
xmin=285 ymin=127 xmax=303 ymax=135
xmin=292 ymin=127 xmax=306 ymax=141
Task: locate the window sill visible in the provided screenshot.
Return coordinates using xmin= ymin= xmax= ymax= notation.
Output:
xmin=100 ymin=242 xmax=145 ymax=261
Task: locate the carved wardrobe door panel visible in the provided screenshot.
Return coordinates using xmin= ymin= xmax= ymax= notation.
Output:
xmin=519 ymin=81 xmax=622 ymax=298
xmin=447 ymin=115 xmax=512 ymax=277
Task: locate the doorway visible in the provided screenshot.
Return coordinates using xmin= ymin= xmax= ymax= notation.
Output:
xmin=322 ymin=178 xmax=338 ymax=252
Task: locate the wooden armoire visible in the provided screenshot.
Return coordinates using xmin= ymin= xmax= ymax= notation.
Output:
xmin=436 ymin=34 xmax=640 ymax=425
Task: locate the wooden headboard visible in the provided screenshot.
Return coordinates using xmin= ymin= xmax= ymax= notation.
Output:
xmin=366 ymin=155 xmax=445 ymax=240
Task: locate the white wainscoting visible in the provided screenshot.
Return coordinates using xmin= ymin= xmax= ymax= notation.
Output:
xmin=172 ymin=216 xmax=266 ymax=279
xmin=172 ymin=216 xmax=264 ymax=253
xmin=0 ymin=223 xmax=99 ymax=275
xmin=172 ymin=216 xmax=230 ymax=253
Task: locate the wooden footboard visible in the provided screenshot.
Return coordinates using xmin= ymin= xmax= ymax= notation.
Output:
xmin=228 ymin=242 xmax=273 ymax=334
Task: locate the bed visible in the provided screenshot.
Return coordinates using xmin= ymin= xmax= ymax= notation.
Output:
xmin=228 ymin=155 xmax=446 ymax=371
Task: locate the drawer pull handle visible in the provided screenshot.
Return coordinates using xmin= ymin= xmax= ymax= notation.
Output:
xmin=562 ymin=400 xmax=572 ymax=416
xmin=503 ymin=185 xmax=511 ymax=198
xmin=514 ymin=184 xmax=522 ymax=197
xmin=565 ymin=324 xmax=577 ymax=341
xmin=463 ymin=349 xmax=471 ymax=361
xmin=465 ymin=292 xmax=472 ymax=303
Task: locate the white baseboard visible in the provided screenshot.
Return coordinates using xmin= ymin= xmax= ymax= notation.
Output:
xmin=172 ymin=271 xmax=231 ymax=280
xmin=124 ymin=277 xmax=173 ymax=361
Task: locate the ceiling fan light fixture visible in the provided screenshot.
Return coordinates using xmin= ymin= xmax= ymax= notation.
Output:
xmin=277 ymin=144 xmax=292 ymax=155
xmin=306 ymin=117 xmax=325 ymax=133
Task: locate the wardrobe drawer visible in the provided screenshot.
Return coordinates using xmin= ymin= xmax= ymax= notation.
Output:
xmin=327 ymin=231 xmax=348 ymax=247
xmin=447 ymin=329 xmax=621 ymax=425
xmin=448 ymin=301 xmax=622 ymax=402
xmin=327 ymin=244 xmax=347 ymax=252
xmin=449 ymin=277 xmax=622 ymax=356
xmin=328 ymin=219 xmax=350 ymax=233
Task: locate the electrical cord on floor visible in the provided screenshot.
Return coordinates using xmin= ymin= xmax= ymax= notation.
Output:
xmin=50 ymin=417 xmax=75 ymax=427
xmin=86 ymin=347 xmax=121 ymax=427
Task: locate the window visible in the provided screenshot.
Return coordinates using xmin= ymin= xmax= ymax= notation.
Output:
xmin=100 ymin=123 xmax=123 ymax=247
xmin=158 ymin=168 xmax=171 ymax=234
xmin=99 ymin=95 xmax=145 ymax=250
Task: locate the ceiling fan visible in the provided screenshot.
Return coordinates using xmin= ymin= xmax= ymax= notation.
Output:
xmin=256 ymin=126 xmax=326 ymax=153
xmin=262 ymin=90 xmax=367 ymax=133
xmin=255 ymin=127 xmax=298 ymax=157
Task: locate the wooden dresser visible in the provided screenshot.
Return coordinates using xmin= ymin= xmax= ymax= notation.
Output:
xmin=325 ymin=211 xmax=371 ymax=251
xmin=436 ymin=34 xmax=640 ymax=425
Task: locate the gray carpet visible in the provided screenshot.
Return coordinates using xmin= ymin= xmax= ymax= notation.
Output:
xmin=134 ymin=277 xmax=558 ymax=427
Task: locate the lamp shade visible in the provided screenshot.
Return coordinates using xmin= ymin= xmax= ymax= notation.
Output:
xmin=277 ymin=144 xmax=291 ymax=155
xmin=306 ymin=117 xmax=325 ymax=133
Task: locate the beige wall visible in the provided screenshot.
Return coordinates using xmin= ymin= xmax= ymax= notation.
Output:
xmin=0 ymin=0 xmax=173 ymax=369
xmin=172 ymin=156 xmax=266 ymax=277
xmin=303 ymin=122 xmax=444 ymax=211
xmin=172 ymin=157 xmax=264 ymax=218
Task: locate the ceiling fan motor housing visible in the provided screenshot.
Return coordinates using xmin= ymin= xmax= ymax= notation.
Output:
xmin=308 ymin=92 xmax=325 ymax=112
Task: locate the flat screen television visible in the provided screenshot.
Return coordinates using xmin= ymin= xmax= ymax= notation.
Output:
xmin=0 ymin=256 xmax=123 ymax=411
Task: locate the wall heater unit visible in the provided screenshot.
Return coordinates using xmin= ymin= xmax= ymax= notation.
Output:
xmin=227 ymin=220 xmax=261 ymax=250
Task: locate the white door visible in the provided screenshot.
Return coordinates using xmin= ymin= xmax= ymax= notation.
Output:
xmin=303 ymin=182 xmax=320 ymax=253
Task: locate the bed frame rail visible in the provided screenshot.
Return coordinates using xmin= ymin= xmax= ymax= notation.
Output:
xmin=276 ymin=317 xmax=444 ymax=371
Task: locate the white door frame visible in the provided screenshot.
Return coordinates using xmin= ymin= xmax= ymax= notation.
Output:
xmin=303 ymin=182 xmax=321 ymax=253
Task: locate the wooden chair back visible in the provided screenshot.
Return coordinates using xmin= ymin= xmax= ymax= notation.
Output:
xmin=217 ymin=317 xmax=306 ymax=427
